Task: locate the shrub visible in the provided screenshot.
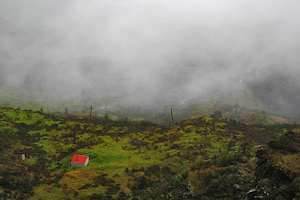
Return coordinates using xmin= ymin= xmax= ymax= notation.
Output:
xmin=216 ymin=152 xmax=234 ymax=167
xmin=137 ymin=176 xmax=152 ymax=189
xmin=210 ymin=111 xmax=222 ymax=119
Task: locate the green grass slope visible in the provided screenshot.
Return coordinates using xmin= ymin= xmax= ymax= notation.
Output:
xmin=0 ymin=107 xmax=300 ymax=199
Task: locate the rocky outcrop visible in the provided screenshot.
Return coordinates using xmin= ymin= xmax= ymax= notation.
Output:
xmin=248 ymin=149 xmax=296 ymax=200
xmin=163 ymin=180 xmax=195 ymax=200
xmin=267 ymin=131 xmax=300 ymax=154
xmin=247 ymin=131 xmax=300 ymax=200
xmin=153 ymin=132 xmax=300 ymax=200
xmin=254 ymin=149 xmax=294 ymax=183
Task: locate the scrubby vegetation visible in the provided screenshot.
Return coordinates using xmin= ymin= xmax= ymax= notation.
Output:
xmin=0 ymin=86 xmax=292 ymax=126
xmin=1 ymin=106 xmax=300 ymax=199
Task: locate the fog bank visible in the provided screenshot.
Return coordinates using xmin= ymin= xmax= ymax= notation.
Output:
xmin=1 ymin=0 xmax=300 ymax=117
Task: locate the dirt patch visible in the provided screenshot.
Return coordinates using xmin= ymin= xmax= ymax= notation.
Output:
xmin=59 ymin=169 xmax=100 ymax=187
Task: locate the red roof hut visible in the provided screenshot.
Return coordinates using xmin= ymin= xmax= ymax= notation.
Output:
xmin=70 ymin=154 xmax=89 ymax=167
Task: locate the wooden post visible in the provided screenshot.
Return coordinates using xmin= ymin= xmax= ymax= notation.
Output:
xmin=105 ymin=99 xmax=109 ymax=116
xmin=171 ymin=107 xmax=174 ymax=126
xmin=90 ymin=106 xmax=93 ymax=119
xmin=235 ymin=99 xmax=238 ymax=118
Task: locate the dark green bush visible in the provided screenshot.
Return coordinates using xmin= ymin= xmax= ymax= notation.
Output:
xmin=210 ymin=110 xmax=223 ymax=119
xmin=216 ymin=152 xmax=235 ymax=167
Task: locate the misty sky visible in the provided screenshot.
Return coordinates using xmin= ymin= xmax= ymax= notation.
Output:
xmin=1 ymin=0 xmax=300 ymax=114
xmin=1 ymin=0 xmax=299 ymax=61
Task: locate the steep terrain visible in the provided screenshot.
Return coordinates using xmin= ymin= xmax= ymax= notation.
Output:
xmin=1 ymin=107 xmax=300 ymax=199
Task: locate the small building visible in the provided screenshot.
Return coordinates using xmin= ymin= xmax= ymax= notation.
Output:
xmin=70 ymin=154 xmax=89 ymax=167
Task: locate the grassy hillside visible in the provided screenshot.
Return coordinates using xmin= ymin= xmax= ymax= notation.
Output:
xmin=1 ymin=107 xmax=300 ymax=199
xmin=0 ymin=86 xmax=294 ymax=126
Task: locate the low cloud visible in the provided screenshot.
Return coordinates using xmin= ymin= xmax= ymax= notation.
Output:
xmin=1 ymin=0 xmax=300 ymax=116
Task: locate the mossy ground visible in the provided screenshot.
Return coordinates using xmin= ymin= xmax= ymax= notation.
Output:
xmin=1 ymin=107 xmax=300 ymax=199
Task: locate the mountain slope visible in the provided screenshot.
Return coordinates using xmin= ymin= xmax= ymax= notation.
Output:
xmin=0 ymin=107 xmax=300 ymax=199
